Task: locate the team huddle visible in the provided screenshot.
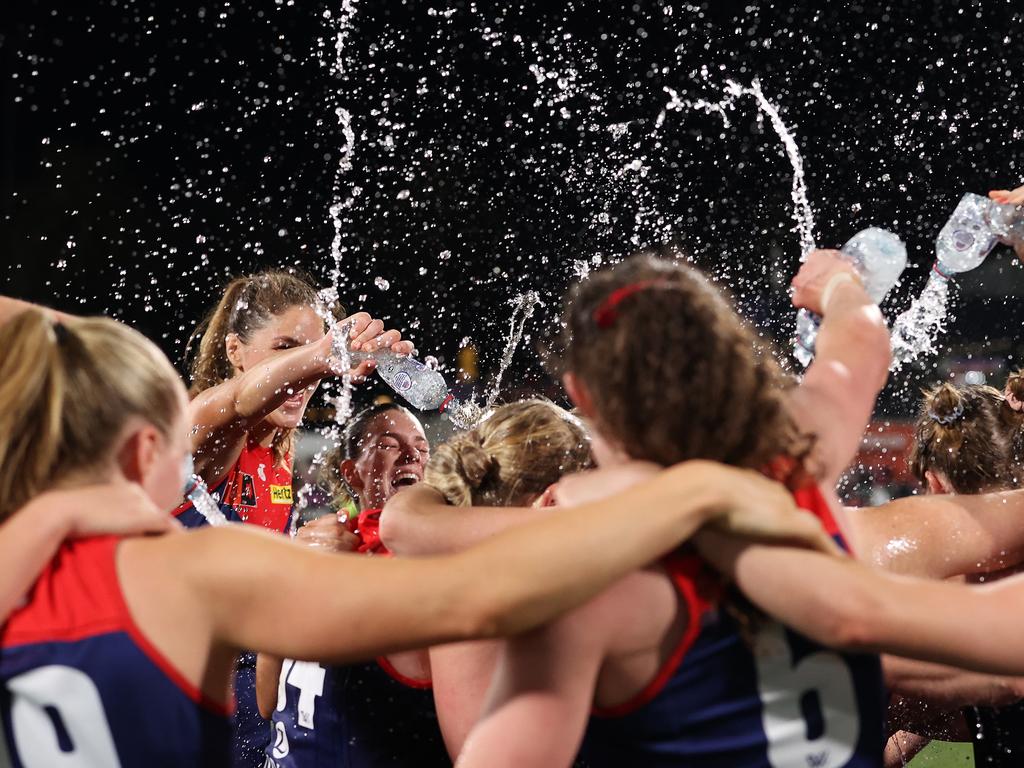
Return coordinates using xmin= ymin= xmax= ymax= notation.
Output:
xmin=2 ymin=184 xmax=1024 ymax=768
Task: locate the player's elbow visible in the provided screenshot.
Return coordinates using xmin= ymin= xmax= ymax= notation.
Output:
xmin=811 ymin=587 xmax=885 ymax=653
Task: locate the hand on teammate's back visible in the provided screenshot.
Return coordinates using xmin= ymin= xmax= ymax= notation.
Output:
xmin=54 ymin=482 xmax=181 ymax=538
xmin=790 ymin=248 xmax=865 ymax=315
xmin=295 ymin=513 xmax=360 ymax=553
xmin=988 ymin=185 xmax=1024 ymax=261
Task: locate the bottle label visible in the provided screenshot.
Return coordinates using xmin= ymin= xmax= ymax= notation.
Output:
xmin=951 ymin=228 xmax=975 ymax=252
xmin=393 ymin=371 xmax=414 ymax=392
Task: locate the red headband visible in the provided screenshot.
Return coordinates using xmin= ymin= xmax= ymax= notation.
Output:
xmin=592 ymin=280 xmax=665 ymax=328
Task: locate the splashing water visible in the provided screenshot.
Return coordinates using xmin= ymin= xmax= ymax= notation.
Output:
xmin=484 ymin=291 xmax=541 ymax=409
xmin=661 ymin=78 xmax=817 ymax=259
xmin=889 ymin=270 xmax=952 ymax=370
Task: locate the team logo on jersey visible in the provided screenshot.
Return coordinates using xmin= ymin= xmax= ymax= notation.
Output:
xmin=239 ymin=473 xmax=258 ymax=507
xmin=270 ymin=485 xmax=293 ymax=505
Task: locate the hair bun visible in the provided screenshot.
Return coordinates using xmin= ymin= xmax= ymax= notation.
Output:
xmin=454 ymin=435 xmax=498 ymax=490
xmin=926 ymin=383 xmax=966 ymax=427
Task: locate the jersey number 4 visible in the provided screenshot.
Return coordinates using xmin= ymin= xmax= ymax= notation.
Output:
xmin=1 ymin=666 xmax=121 ymax=767
xmin=755 ymin=624 xmax=859 ymax=768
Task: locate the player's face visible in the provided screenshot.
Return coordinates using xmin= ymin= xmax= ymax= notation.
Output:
xmin=347 ymin=410 xmax=430 ymax=511
xmin=146 ymin=388 xmax=193 ymax=513
xmin=233 ymin=305 xmax=326 ymax=430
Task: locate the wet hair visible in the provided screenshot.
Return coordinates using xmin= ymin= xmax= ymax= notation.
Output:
xmin=425 ymin=399 xmax=594 ymax=507
xmin=551 ymin=248 xmax=811 ymax=477
xmin=0 ymin=310 xmax=182 ymax=522
xmin=187 ymin=269 xmax=328 ymax=466
xmin=321 ymin=402 xmax=413 ymax=510
xmin=910 ymin=383 xmax=1024 ymax=494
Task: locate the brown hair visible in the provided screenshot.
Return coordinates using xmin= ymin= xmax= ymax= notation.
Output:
xmin=187 ymin=269 xmax=327 ymax=465
xmin=910 ymin=383 xmax=1024 ymax=494
xmin=552 ymin=248 xmax=810 ymax=476
xmin=425 ymin=399 xmax=594 ymax=507
xmin=321 ymin=402 xmax=409 ymax=511
xmin=0 ymin=311 xmax=183 ymax=521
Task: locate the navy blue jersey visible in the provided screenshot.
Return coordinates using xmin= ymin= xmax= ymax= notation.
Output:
xmin=576 ymin=482 xmax=886 ymax=768
xmin=174 ymin=442 xmax=293 ymax=767
xmin=264 ymin=658 xmax=451 ymax=768
xmin=0 ymin=537 xmax=231 ymax=767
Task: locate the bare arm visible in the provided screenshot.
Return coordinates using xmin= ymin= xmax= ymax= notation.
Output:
xmin=697 ymin=530 xmax=1024 ymax=675
xmin=846 ymin=491 xmax=1024 ymax=578
xmin=188 ymin=332 xmax=336 ymax=482
xmin=788 ymin=250 xmax=892 ymax=485
xmin=379 ymin=485 xmax=550 ymax=556
xmin=255 ymin=654 xmax=284 ymax=720
xmin=883 ymin=655 xmax=1024 ymax=709
xmin=456 ymin=610 xmax=605 ymax=768
xmin=1 ymin=484 xmax=176 ymax=621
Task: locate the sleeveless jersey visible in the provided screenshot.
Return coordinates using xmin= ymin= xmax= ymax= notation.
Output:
xmin=174 ymin=440 xmax=293 ymax=534
xmin=0 ymin=536 xmax=232 ymax=767
xmin=264 ymin=658 xmax=451 ymax=768
xmin=575 ymin=482 xmax=886 ymax=768
xmin=264 ymin=510 xmax=450 ymax=768
xmin=174 ymin=439 xmax=294 ymax=767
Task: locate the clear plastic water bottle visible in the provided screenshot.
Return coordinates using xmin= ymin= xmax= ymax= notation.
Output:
xmin=934 ymin=193 xmax=1004 ymax=277
xmin=794 ymin=227 xmax=908 ymax=367
xmin=182 ymin=473 xmax=230 ymax=527
xmin=349 ymin=348 xmax=451 ymax=410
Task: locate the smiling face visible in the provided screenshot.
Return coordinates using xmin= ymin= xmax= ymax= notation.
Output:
xmin=341 ymin=408 xmax=430 ymax=511
xmin=225 ymin=304 xmax=326 ymax=430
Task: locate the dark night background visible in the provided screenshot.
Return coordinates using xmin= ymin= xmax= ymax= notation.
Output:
xmin=2 ymin=0 xmax=1023 ymax=417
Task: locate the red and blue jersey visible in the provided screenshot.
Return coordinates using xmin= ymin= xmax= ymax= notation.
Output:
xmin=576 ymin=480 xmax=886 ymax=768
xmin=0 ymin=536 xmax=232 ymax=767
xmin=174 ymin=439 xmax=294 ymax=767
xmin=264 ymin=657 xmax=451 ymax=768
xmin=264 ymin=510 xmax=451 ymax=768
xmin=175 ymin=440 xmax=293 ymax=534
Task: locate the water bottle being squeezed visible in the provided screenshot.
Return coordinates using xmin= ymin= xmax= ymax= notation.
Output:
xmin=793 ymin=227 xmax=908 ymax=367
xmin=933 ymin=192 xmax=1024 ymax=279
xmin=181 ymin=455 xmax=230 ymax=526
xmin=331 ymin=334 xmax=482 ymax=428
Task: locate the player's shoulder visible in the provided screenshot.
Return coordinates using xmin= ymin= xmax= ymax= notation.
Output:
xmin=3 ymin=536 xmax=125 ymax=647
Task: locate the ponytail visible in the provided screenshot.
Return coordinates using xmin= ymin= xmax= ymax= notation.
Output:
xmin=0 ymin=311 xmax=182 ymax=521
xmin=187 ymin=277 xmax=251 ymax=396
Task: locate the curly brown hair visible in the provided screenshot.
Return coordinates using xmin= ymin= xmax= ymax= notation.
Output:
xmin=910 ymin=382 xmax=1024 ymax=494
xmin=551 ymin=247 xmax=811 ymax=477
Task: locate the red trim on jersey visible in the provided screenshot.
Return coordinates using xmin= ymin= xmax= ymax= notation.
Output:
xmin=592 ymin=457 xmax=841 ymax=719
xmin=375 ymin=656 xmax=433 ymax=690
xmin=355 ymin=509 xmax=389 ymax=555
xmin=592 ymin=553 xmax=721 ymax=718
xmin=112 ymin=541 xmax=234 ymax=717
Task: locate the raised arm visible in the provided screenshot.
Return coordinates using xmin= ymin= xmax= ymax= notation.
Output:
xmin=787 ymin=249 xmax=892 ymax=486
xmin=846 ymin=490 xmax=1024 ymax=577
xmin=696 ymin=530 xmax=1024 ymax=675
xmin=188 ymin=331 xmax=337 ymax=481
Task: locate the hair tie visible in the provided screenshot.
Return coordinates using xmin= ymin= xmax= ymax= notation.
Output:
xmin=52 ymin=321 xmax=72 ymax=346
xmin=592 ymin=280 xmax=667 ymax=329
xmin=928 ymin=402 xmax=965 ymax=426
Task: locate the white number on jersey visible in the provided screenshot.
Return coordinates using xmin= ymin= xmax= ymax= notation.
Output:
xmin=755 ymin=624 xmax=859 ymax=768
xmin=1 ymin=666 xmax=121 ymax=767
xmin=275 ymin=660 xmax=326 ymax=731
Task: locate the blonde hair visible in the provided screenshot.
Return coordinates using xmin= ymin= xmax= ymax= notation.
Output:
xmin=187 ymin=269 xmax=326 ymax=466
xmin=425 ymin=399 xmax=593 ymax=507
xmin=0 ymin=310 xmax=183 ymax=521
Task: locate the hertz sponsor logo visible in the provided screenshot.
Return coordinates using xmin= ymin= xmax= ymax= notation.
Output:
xmin=270 ymin=485 xmax=293 ymax=505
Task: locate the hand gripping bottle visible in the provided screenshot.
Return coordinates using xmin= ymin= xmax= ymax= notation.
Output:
xmin=933 ymin=192 xmax=1024 ymax=280
xmin=793 ymin=227 xmax=908 ymax=367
